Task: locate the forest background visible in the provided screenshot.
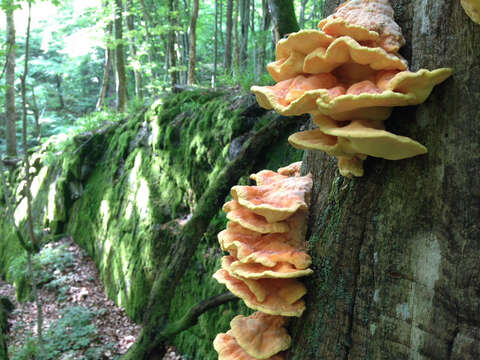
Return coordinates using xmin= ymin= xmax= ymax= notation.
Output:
xmin=0 ymin=0 xmax=322 ymax=153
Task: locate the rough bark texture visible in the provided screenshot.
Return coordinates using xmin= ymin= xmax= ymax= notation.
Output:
xmin=188 ymin=0 xmax=199 ymax=85
xmin=114 ymin=0 xmax=127 ymax=111
xmin=268 ymin=0 xmax=299 ymax=42
xmin=5 ymin=7 xmax=17 ymax=157
xmin=288 ymin=1 xmax=480 ymax=360
xmin=239 ymin=0 xmax=250 ymax=69
xmin=168 ymin=0 xmax=178 ymax=89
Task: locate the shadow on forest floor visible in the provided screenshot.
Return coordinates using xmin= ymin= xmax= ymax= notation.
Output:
xmin=0 ymin=237 xmax=185 ymax=359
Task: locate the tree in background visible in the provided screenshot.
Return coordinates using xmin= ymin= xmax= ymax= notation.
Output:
xmin=114 ymin=0 xmax=127 ymax=111
xmin=3 ymin=0 xmax=17 ymax=157
xmin=268 ymin=0 xmax=299 ymax=41
xmin=224 ymin=0 xmax=233 ymax=72
xmin=187 ymin=0 xmax=199 ymax=85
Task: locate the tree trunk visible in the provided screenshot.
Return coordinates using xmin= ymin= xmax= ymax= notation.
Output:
xmin=125 ymin=0 xmax=143 ymax=99
xmin=255 ymin=0 xmax=271 ymax=77
xmin=96 ymin=43 xmax=113 ymax=111
xmin=298 ymin=0 xmax=308 ymax=28
xmin=5 ymin=6 xmax=16 ymax=157
xmin=288 ymin=1 xmax=480 ymax=359
xmin=213 ymin=0 xmax=218 ymax=87
xmin=114 ymin=0 xmax=127 ymax=111
xmin=188 ymin=0 xmax=199 ymax=85
xmin=168 ymin=0 xmax=179 ymax=89
xmin=30 ymin=86 xmax=40 ymax=139
xmin=239 ymin=0 xmax=250 ymax=70
xmin=55 ymin=74 xmax=65 ymax=110
xmin=233 ymin=0 xmax=240 ymax=74
xmin=224 ymin=0 xmax=233 ymax=72
xmin=268 ymin=0 xmax=299 ymax=43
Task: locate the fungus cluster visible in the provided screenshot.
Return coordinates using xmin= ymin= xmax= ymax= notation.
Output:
xmin=213 ymin=162 xmax=313 ymax=359
xmin=251 ymin=0 xmax=452 ymax=177
xmin=461 ymin=0 xmax=480 ymax=23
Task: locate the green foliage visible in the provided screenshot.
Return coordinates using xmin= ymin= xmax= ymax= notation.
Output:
xmin=10 ymin=306 xmax=114 ymax=360
xmin=7 ymin=243 xmax=74 ymax=301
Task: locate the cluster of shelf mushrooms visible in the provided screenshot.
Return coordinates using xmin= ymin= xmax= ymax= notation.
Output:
xmin=251 ymin=0 xmax=452 ymax=177
xmin=213 ymin=162 xmax=313 ymax=360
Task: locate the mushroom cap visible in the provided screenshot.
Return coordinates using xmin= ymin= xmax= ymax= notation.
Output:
xmin=213 ymin=331 xmax=286 ymax=360
xmin=303 ymin=36 xmax=407 ymax=75
xmin=251 ymin=73 xmax=338 ymax=116
xmin=213 ymin=269 xmax=306 ymax=317
xmin=289 ymin=115 xmax=428 ymax=161
xmin=461 ymin=0 xmax=480 ymax=24
xmin=338 ymin=156 xmax=365 ymax=177
xmin=223 ymin=200 xmax=290 ymax=234
xmin=267 ymin=51 xmax=305 ymax=82
xmin=231 ymin=173 xmax=313 ymax=223
xmin=230 ymin=312 xmax=291 ymax=359
xmin=318 ymin=17 xmax=380 ymax=42
xmin=275 ymin=30 xmax=334 ymax=59
xmin=277 ymin=161 xmax=303 ymax=177
xmin=316 ymin=68 xmax=453 ymax=120
xmin=218 ymin=222 xmax=312 ymax=269
xmin=229 ymin=258 xmax=314 ymax=279
xmin=319 ymin=0 xmax=406 ymax=53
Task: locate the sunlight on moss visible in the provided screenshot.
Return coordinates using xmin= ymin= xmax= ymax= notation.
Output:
xmin=135 ymin=178 xmax=150 ymax=219
xmin=14 ymin=199 xmax=28 ymax=226
xmin=100 ymin=200 xmax=110 ymax=233
xmin=46 ymin=180 xmax=58 ymax=223
xmin=31 ymin=167 xmax=49 ymax=198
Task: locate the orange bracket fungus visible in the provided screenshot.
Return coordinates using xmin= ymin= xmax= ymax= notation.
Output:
xmin=213 ymin=163 xmax=313 ymax=359
xmin=461 ymin=0 xmax=480 ymax=23
xmin=251 ymin=0 xmax=452 ymax=177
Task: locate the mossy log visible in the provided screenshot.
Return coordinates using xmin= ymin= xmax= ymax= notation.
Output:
xmin=288 ymin=1 xmax=480 ymax=359
xmin=122 ymin=115 xmax=301 ymax=359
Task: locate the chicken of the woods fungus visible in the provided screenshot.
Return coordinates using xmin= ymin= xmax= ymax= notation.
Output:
xmin=461 ymin=0 xmax=480 ymax=23
xmin=251 ymin=0 xmax=452 ymax=177
xmin=213 ymin=162 xmax=313 ymax=359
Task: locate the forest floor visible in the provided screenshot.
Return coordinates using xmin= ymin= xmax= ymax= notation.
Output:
xmin=0 ymin=237 xmax=184 ymax=359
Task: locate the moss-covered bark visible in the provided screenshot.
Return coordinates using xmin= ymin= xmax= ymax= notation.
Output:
xmin=288 ymin=1 xmax=480 ymax=359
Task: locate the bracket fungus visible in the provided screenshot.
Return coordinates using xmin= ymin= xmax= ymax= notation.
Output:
xmin=461 ymin=0 xmax=480 ymax=23
xmin=213 ymin=163 xmax=313 ymax=359
xmin=251 ymin=0 xmax=452 ymax=177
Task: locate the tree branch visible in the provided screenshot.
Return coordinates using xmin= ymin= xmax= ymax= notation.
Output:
xmin=161 ymin=292 xmax=238 ymax=338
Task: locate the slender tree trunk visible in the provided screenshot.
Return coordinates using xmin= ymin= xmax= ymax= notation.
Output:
xmin=96 ymin=45 xmax=113 ymax=110
xmin=5 ymin=6 xmax=16 ymax=157
xmin=213 ymin=0 xmax=218 ymax=87
xmin=138 ymin=0 xmax=156 ymax=81
xmin=239 ymin=0 xmax=250 ymax=70
xmin=233 ymin=0 xmax=240 ymax=74
xmin=125 ymin=0 xmax=143 ymax=99
xmin=20 ymin=3 xmax=44 ymax=356
xmin=268 ymin=0 xmax=299 ymax=43
xmin=114 ymin=0 xmax=127 ymax=111
xmin=255 ymin=0 xmax=271 ymax=77
xmin=188 ymin=0 xmax=199 ymax=85
xmin=168 ymin=0 xmax=178 ymax=89
xmin=289 ymin=1 xmax=480 ymax=359
xmin=299 ymin=0 xmax=308 ymax=28
xmin=30 ymin=87 xmax=40 ymax=139
xmin=55 ymin=74 xmax=65 ymax=110
xmin=224 ymin=0 xmax=233 ymax=72
xmin=219 ymin=0 xmax=224 ymax=47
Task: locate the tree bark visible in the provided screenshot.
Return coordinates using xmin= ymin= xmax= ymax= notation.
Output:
xmin=224 ymin=0 xmax=233 ymax=72
xmin=233 ymin=0 xmax=240 ymax=74
xmin=298 ymin=0 xmax=308 ymax=28
xmin=114 ymin=0 xmax=127 ymax=111
xmin=125 ymin=0 xmax=143 ymax=98
xmin=5 ymin=6 xmax=16 ymax=157
xmin=255 ymin=0 xmax=271 ymax=77
xmin=55 ymin=74 xmax=65 ymax=110
xmin=288 ymin=1 xmax=480 ymax=359
xmin=268 ymin=0 xmax=299 ymax=43
xmin=188 ymin=0 xmax=199 ymax=85
xmin=122 ymin=113 xmax=303 ymax=360
xmin=239 ymin=0 xmax=250 ymax=70
xmin=213 ymin=0 xmax=218 ymax=87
